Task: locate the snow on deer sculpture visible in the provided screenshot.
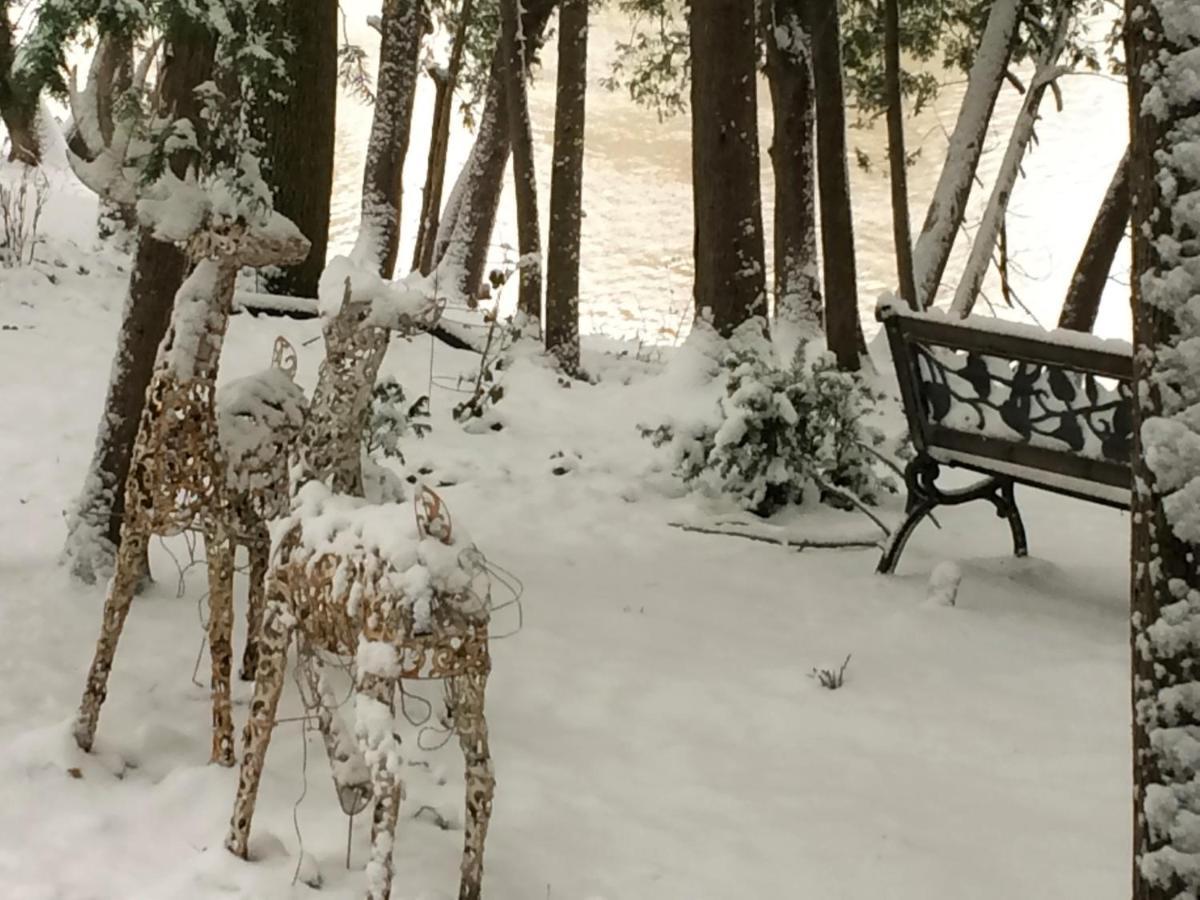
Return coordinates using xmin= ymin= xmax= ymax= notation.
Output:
xmin=73 ymin=220 xmax=310 ymax=766
xmin=216 ymin=336 xmax=308 ymax=680
xmin=226 ymin=480 xmax=495 ymax=900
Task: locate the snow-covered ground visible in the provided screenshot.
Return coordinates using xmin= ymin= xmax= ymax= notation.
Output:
xmin=0 ymin=172 xmax=1132 ymax=899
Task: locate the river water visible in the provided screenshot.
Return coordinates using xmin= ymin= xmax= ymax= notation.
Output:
xmin=331 ymin=8 xmax=1131 ymax=344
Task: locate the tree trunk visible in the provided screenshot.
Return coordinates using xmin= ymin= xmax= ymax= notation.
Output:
xmin=433 ymin=0 xmax=556 ymax=302
xmin=911 ymin=0 xmax=1021 ymax=309
xmin=687 ymin=0 xmax=767 ymax=338
xmin=0 ymin=3 xmax=40 ymax=165
xmin=1057 ymin=149 xmax=1130 ymax=333
xmin=1127 ymin=2 xmax=1200 ymax=896
xmin=412 ymin=0 xmax=473 ymax=275
xmin=500 ymin=0 xmax=542 ymax=322
xmin=762 ymin=0 xmax=822 ymax=336
xmin=260 ymin=0 xmax=337 ymax=298
xmin=353 ymin=0 xmax=425 ymax=280
xmin=544 ymin=0 xmax=587 ymax=372
xmin=951 ymin=6 xmax=1070 ymax=318
xmin=63 ymin=33 xmax=215 ymax=583
xmin=883 ymin=0 xmax=916 ymax=309
xmin=805 ymin=0 xmax=861 ymax=369
xmin=433 ymin=76 xmax=509 ymax=302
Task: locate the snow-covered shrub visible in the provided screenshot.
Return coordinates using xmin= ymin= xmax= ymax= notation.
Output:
xmin=365 ymin=375 xmax=430 ymax=464
xmin=0 ymin=167 xmax=47 ymax=267
xmin=647 ymin=319 xmax=893 ymax=516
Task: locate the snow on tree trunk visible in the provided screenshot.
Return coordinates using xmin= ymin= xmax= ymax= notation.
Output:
xmin=63 ymin=232 xmax=189 ymax=582
xmin=501 ymin=0 xmax=543 ymax=323
xmin=762 ymin=0 xmax=822 ymax=337
xmin=412 ymin=0 xmax=473 ymax=275
xmin=884 ymin=0 xmax=916 ymax=309
xmin=950 ymin=7 xmax=1071 ymax=318
xmin=687 ymin=0 xmax=767 ymax=338
xmin=1057 ymin=148 xmax=1130 ymax=333
xmin=260 ymin=0 xmax=338 ymax=298
xmin=804 ymin=0 xmax=862 ymax=369
xmin=63 ymin=31 xmax=215 ymax=583
xmin=544 ymin=0 xmax=587 ymax=372
xmin=0 ymin=3 xmax=40 ymax=165
xmin=433 ymin=76 xmax=508 ymax=302
xmin=433 ymin=0 xmax=555 ymax=302
xmin=1126 ymin=2 xmax=1200 ymax=897
xmin=911 ymin=0 xmax=1021 ymax=310
xmin=353 ymin=0 xmax=425 ymax=281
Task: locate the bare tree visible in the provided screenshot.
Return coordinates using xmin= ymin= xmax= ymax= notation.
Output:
xmin=433 ymin=0 xmax=557 ymax=302
xmin=687 ymin=0 xmax=767 ymax=337
xmin=911 ymin=0 xmax=1022 ymax=309
xmin=1058 ymin=149 xmax=1130 ymax=333
xmin=544 ymin=0 xmax=587 ymax=372
xmin=412 ymin=0 xmax=474 ymax=275
xmin=804 ymin=0 xmax=861 ymax=369
xmin=1126 ymin=2 xmax=1200 ymax=896
xmin=356 ymin=0 xmax=426 ymax=279
xmin=883 ymin=0 xmax=916 ymax=308
xmin=761 ymin=0 xmax=822 ymax=336
xmin=500 ymin=0 xmax=542 ymax=321
xmin=951 ymin=4 xmax=1071 ymax=318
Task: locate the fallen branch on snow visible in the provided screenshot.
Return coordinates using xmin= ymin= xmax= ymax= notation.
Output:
xmin=668 ymin=521 xmax=882 ymax=551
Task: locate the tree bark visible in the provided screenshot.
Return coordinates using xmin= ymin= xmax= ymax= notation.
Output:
xmin=1127 ymin=2 xmax=1200 ymax=896
xmin=353 ymin=0 xmax=425 ymax=280
xmin=804 ymin=0 xmax=861 ymax=369
xmin=260 ymin=0 xmax=338 ymax=298
xmin=0 ymin=3 xmax=40 ymax=164
xmin=951 ymin=6 xmax=1070 ymax=318
xmin=911 ymin=0 xmax=1021 ymax=309
xmin=64 ymin=32 xmax=215 ymax=583
xmin=883 ymin=0 xmax=916 ymax=309
xmin=687 ymin=0 xmax=767 ymax=338
xmin=412 ymin=0 xmax=473 ymax=275
xmin=433 ymin=0 xmax=556 ymax=302
xmin=500 ymin=0 xmax=542 ymax=322
xmin=1057 ymin=149 xmax=1130 ymax=333
xmin=544 ymin=0 xmax=587 ymax=372
xmin=762 ymin=0 xmax=822 ymax=336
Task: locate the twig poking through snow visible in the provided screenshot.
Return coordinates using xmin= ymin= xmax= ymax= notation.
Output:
xmin=810 ymin=654 xmax=852 ymax=689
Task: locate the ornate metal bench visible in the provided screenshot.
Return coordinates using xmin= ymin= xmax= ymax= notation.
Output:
xmin=876 ymin=300 xmax=1133 ymax=574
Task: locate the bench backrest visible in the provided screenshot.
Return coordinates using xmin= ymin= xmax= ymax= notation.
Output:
xmin=878 ymin=303 xmax=1133 ymax=506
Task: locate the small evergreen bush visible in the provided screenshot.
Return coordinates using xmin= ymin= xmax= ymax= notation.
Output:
xmin=648 ymin=319 xmax=893 ymax=516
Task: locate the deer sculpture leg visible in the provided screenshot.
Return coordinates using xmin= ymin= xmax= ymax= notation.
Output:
xmin=226 ymin=591 xmax=294 ymax=858
xmin=447 ymin=670 xmax=495 ymax=900
xmin=239 ymin=535 xmax=270 ymax=682
xmin=74 ymin=526 xmax=150 ymax=752
xmin=295 ymin=646 xmax=372 ymax=815
xmin=355 ymin=663 xmax=404 ymax=900
xmin=206 ymin=528 xmax=237 ymax=766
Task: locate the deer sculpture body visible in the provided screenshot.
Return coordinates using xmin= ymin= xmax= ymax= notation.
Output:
xmin=226 ymin=480 xmax=495 ymax=900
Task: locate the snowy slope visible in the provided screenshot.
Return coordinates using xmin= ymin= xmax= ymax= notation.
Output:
xmin=0 ymin=214 xmax=1131 ymax=897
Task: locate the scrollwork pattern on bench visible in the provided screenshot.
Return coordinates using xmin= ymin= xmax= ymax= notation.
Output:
xmin=913 ymin=344 xmax=1134 ymax=463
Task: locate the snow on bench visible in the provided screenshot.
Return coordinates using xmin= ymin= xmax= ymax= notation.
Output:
xmin=875 ymin=299 xmax=1133 ymax=574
